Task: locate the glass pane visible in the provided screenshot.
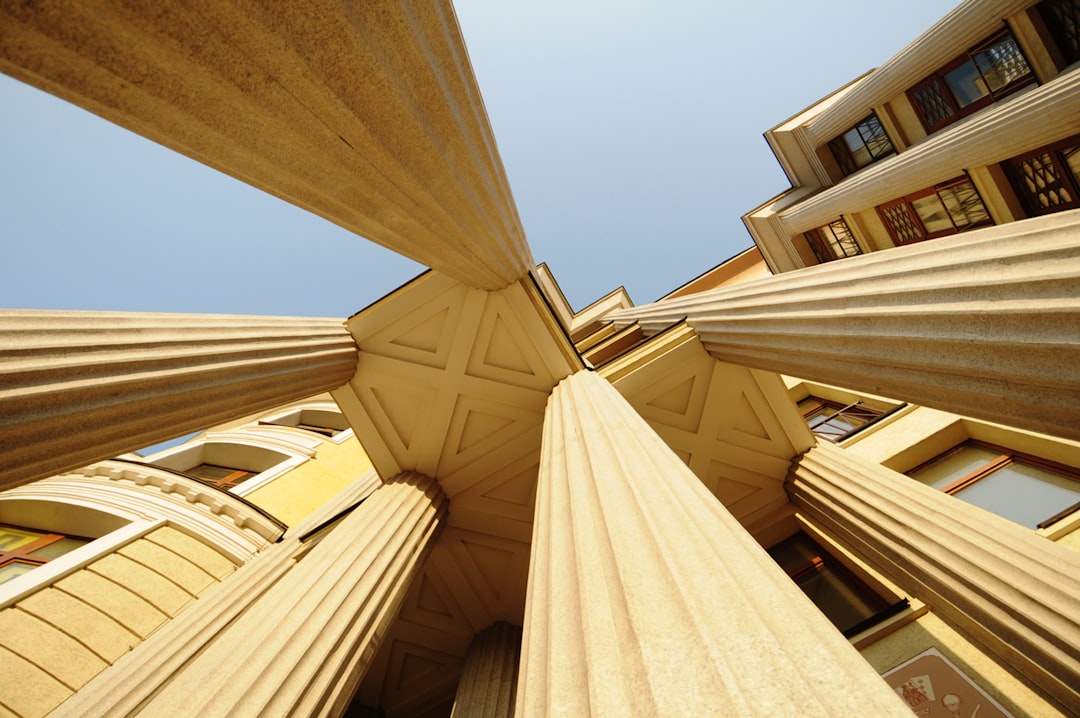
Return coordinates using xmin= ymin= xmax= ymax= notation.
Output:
xmin=955 ymin=461 xmax=1080 ymax=528
xmin=796 ymin=565 xmax=881 ymax=634
xmin=0 ymin=525 xmax=45 ymax=552
xmin=1064 ymin=145 xmax=1080 ymax=184
xmin=28 ymin=536 xmax=89 ymax=560
xmin=857 ymin=117 xmax=894 ymax=161
xmin=938 ymin=182 xmax=990 ymax=230
xmin=911 ymin=194 xmax=954 ymax=235
xmin=188 ymin=464 xmax=239 ymax=481
xmin=944 ymin=60 xmax=988 ymax=108
xmin=910 ymin=445 xmax=1002 ymax=490
xmin=0 ymin=561 xmax=37 ymax=586
xmin=843 ymin=127 xmax=871 ymax=169
xmin=973 ymin=36 xmax=1030 ymax=93
xmin=826 ymin=221 xmax=860 ymax=258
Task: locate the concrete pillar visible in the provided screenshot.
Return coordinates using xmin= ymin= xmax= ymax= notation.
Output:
xmin=112 ymin=471 xmax=446 ymax=718
xmin=516 ymin=370 xmax=910 ymax=717
xmin=606 ymin=212 xmax=1080 ymax=443
xmin=0 ymin=1 xmax=532 ymax=290
xmin=788 ymin=442 xmax=1080 ymax=713
xmin=0 ymin=310 xmax=358 ymax=491
xmin=787 ymin=69 xmax=1080 ymax=234
xmin=450 ymin=622 xmax=521 ymax=718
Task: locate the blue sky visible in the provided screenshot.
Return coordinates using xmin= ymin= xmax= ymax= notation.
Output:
xmin=1 ymin=0 xmax=957 ymax=316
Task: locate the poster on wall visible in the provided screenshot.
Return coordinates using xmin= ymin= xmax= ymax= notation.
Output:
xmin=881 ymin=647 xmax=1015 ymax=718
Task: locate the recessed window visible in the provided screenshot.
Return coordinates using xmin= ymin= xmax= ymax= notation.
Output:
xmin=909 ymin=440 xmax=1080 ymax=528
xmin=185 ymin=463 xmax=258 ymax=489
xmin=908 ymin=31 xmax=1034 ymax=134
xmin=768 ymin=532 xmax=906 ymax=637
xmin=0 ymin=523 xmax=90 ymax=586
xmin=261 ymin=408 xmax=350 ymax=438
xmin=804 ymin=219 xmax=862 ymax=264
xmin=1039 ymin=0 xmax=1080 ymax=66
xmin=827 ymin=114 xmax=896 ymax=177
xmin=797 ymin=397 xmax=888 ymax=442
xmin=877 ymin=177 xmax=992 ymax=245
xmin=1002 ymin=136 xmax=1080 ymax=217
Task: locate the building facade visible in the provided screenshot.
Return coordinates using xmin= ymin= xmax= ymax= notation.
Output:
xmin=0 ymin=0 xmax=1079 ymax=716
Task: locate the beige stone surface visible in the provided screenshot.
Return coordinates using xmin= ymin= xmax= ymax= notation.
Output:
xmin=450 ymin=622 xmax=520 ymax=718
xmin=90 ymin=553 xmax=193 ymax=616
xmin=144 ymin=526 xmax=238 ymax=581
xmin=0 ymin=0 xmax=532 ymax=291
xmin=118 ymin=538 xmax=216 ymax=596
xmin=0 ymin=310 xmax=358 ymax=491
xmin=17 ymin=588 xmax=139 ymax=663
xmin=56 ymin=570 xmax=168 ymax=639
xmin=517 ymin=370 xmax=911 ymax=717
xmin=0 ymin=645 xmax=69 ymax=718
xmin=0 ymin=608 xmax=107 ymax=690
xmin=789 ymin=442 xmax=1080 ymax=713
xmin=607 ymin=213 xmax=1080 ymax=443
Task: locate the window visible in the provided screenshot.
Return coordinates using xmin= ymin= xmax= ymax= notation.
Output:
xmin=1039 ymin=0 xmax=1080 ymax=66
xmin=827 ymin=114 xmax=896 ymax=177
xmin=768 ymin=532 xmax=906 ymax=637
xmin=797 ymin=397 xmax=887 ymax=442
xmin=876 ymin=176 xmax=992 ymax=245
xmin=185 ymin=463 xmax=258 ymax=489
xmin=909 ymin=440 xmax=1080 ymax=528
xmin=0 ymin=523 xmax=90 ymax=586
xmin=261 ymin=408 xmax=350 ymax=438
xmin=1002 ymin=136 xmax=1080 ymax=216
xmin=804 ymin=219 xmax=862 ymax=263
xmin=908 ymin=31 xmax=1035 ymax=134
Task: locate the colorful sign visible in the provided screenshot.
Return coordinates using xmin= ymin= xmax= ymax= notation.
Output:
xmin=881 ymin=647 xmax=1015 ymax=717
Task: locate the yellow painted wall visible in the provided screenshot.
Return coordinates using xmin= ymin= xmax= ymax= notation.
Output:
xmin=0 ymin=526 xmax=235 ymax=717
xmin=243 ymin=436 xmax=374 ymax=528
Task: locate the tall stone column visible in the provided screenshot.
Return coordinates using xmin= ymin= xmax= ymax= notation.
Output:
xmin=0 ymin=0 xmax=533 ymax=290
xmin=517 ymin=370 xmax=910 ymax=717
xmin=450 ymin=622 xmax=521 ymax=718
xmin=788 ymin=442 xmax=1080 ymax=713
xmin=605 ymin=212 xmax=1080 ymax=443
xmin=100 ymin=471 xmax=447 ymax=718
xmin=0 ymin=310 xmax=358 ymax=490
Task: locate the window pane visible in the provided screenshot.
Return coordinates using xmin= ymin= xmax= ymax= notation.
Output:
xmin=857 ymin=117 xmax=894 ymax=161
xmin=188 ymin=464 xmax=239 ymax=481
xmin=843 ymin=127 xmax=871 ymax=169
xmin=955 ymin=461 xmax=1080 ymax=528
xmin=0 ymin=525 xmax=45 ymax=552
xmin=972 ymin=36 xmax=1030 ymax=93
xmin=910 ymin=445 xmax=1002 ymax=490
xmin=0 ymin=561 xmax=37 ymax=586
xmin=938 ymin=182 xmax=990 ymax=230
xmin=28 ymin=536 xmax=89 ymax=560
xmin=1064 ymin=145 xmax=1080 ymax=184
xmin=911 ymin=194 xmax=954 ymax=235
xmin=825 ymin=221 xmax=861 ymax=258
xmin=944 ymin=60 xmax=988 ymax=108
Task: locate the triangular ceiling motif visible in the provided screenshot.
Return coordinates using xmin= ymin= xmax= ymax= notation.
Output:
xmin=466 ymin=292 xmax=556 ymax=391
xmin=712 ymin=363 xmax=794 ymax=459
xmin=437 ymin=394 xmax=544 ymax=479
xmin=358 ymin=279 xmax=469 ymax=370
xmin=732 ymin=392 xmax=770 ymax=440
xmin=390 ymin=306 xmax=451 ymax=354
xmin=646 ymin=375 xmax=696 ymax=416
xmin=365 ymin=382 xmax=438 ymax=458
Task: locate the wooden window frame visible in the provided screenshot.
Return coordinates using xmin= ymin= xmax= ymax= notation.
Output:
xmin=908 ymin=440 xmax=1080 ymax=527
xmin=876 ymin=176 xmax=993 ymax=246
xmin=826 ymin=114 xmax=896 ymax=177
xmin=799 ymin=397 xmax=888 ymax=442
xmin=804 ymin=219 xmax=862 ymax=264
xmin=907 ymin=29 xmax=1036 ymax=134
xmin=1002 ymin=135 xmax=1080 ymax=217
xmin=184 ymin=463 xmax=258 ymax=490
xmin=0 ymin=524 xmax=89 ymax=580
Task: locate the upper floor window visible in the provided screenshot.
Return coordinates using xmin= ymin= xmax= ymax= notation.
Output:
xmin=876 ymin=176 xmax=992 ymax=245
xmin=909 ymin=440 xmax=1080 ymax=528
xmin=768 ymin=531 xmax=907 ymax=637
xmin=0 ymin=523 xmax=90 ymax=586
xmin=261 ymin=408 xmax=350 ymax=438
xmin=804 ymin=219 xmax=862 ymax=264
xmin=1039 ymin=0 xmax=1080 ymax=66
xmin=1002 ymin=136 xmax=1080 ymax=216
xmin=908 ymin=31 xmax=1034 ymax=134
xmin=798 ymin=397 xmax=887 ymax=442
xmin=827 ymin=114 xmax=896 ymax=177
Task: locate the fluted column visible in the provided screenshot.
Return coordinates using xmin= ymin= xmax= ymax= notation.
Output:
xmin=788 ymin=442 xmax=1080 ymax=713
xmin=124 ymin=471 xmax=446 ymax=717
xmin=804 ymin=0 xmax=1038 ymax=145
xmin=517 ymin=370 xmax=910 ymax=717
xmin=787 ymin=69 xmax=1080 ymax=233
xmin=0 ymin=310 xmax=358 ymax=490
xmin=450 ymin=622 xmax=521 ymax=718
xmin=0 ymin=1 xmax=532 ymax=289
xmin=606 ymin=213 xmax=1080 ymax=443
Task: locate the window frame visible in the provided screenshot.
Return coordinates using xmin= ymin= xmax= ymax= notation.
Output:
xmin=0 ymin=524 xmax=91 ymax=585
xmin=907 ymin=29 xmax=1036 ymax=134
xmin=798 ymin=397 xmax=889 ymax=442
xmin=826 ymin=113 xmax=896 ymax=177
xmin=1002 ymin=135 xmax=1080 ymax=217
xmin=876 ymin=176 xmax=993 ymax=246
xmin=803 ymin=219 xmax=862 ymax=264
xmin=907 ymin=439 xmax=1080 ymax=528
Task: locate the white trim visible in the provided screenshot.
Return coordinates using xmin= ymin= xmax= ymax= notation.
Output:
xmin=0 ymin=518 xmax=162 ymax=610
xmin=231 ymin=455 xmax=307 ymax=496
